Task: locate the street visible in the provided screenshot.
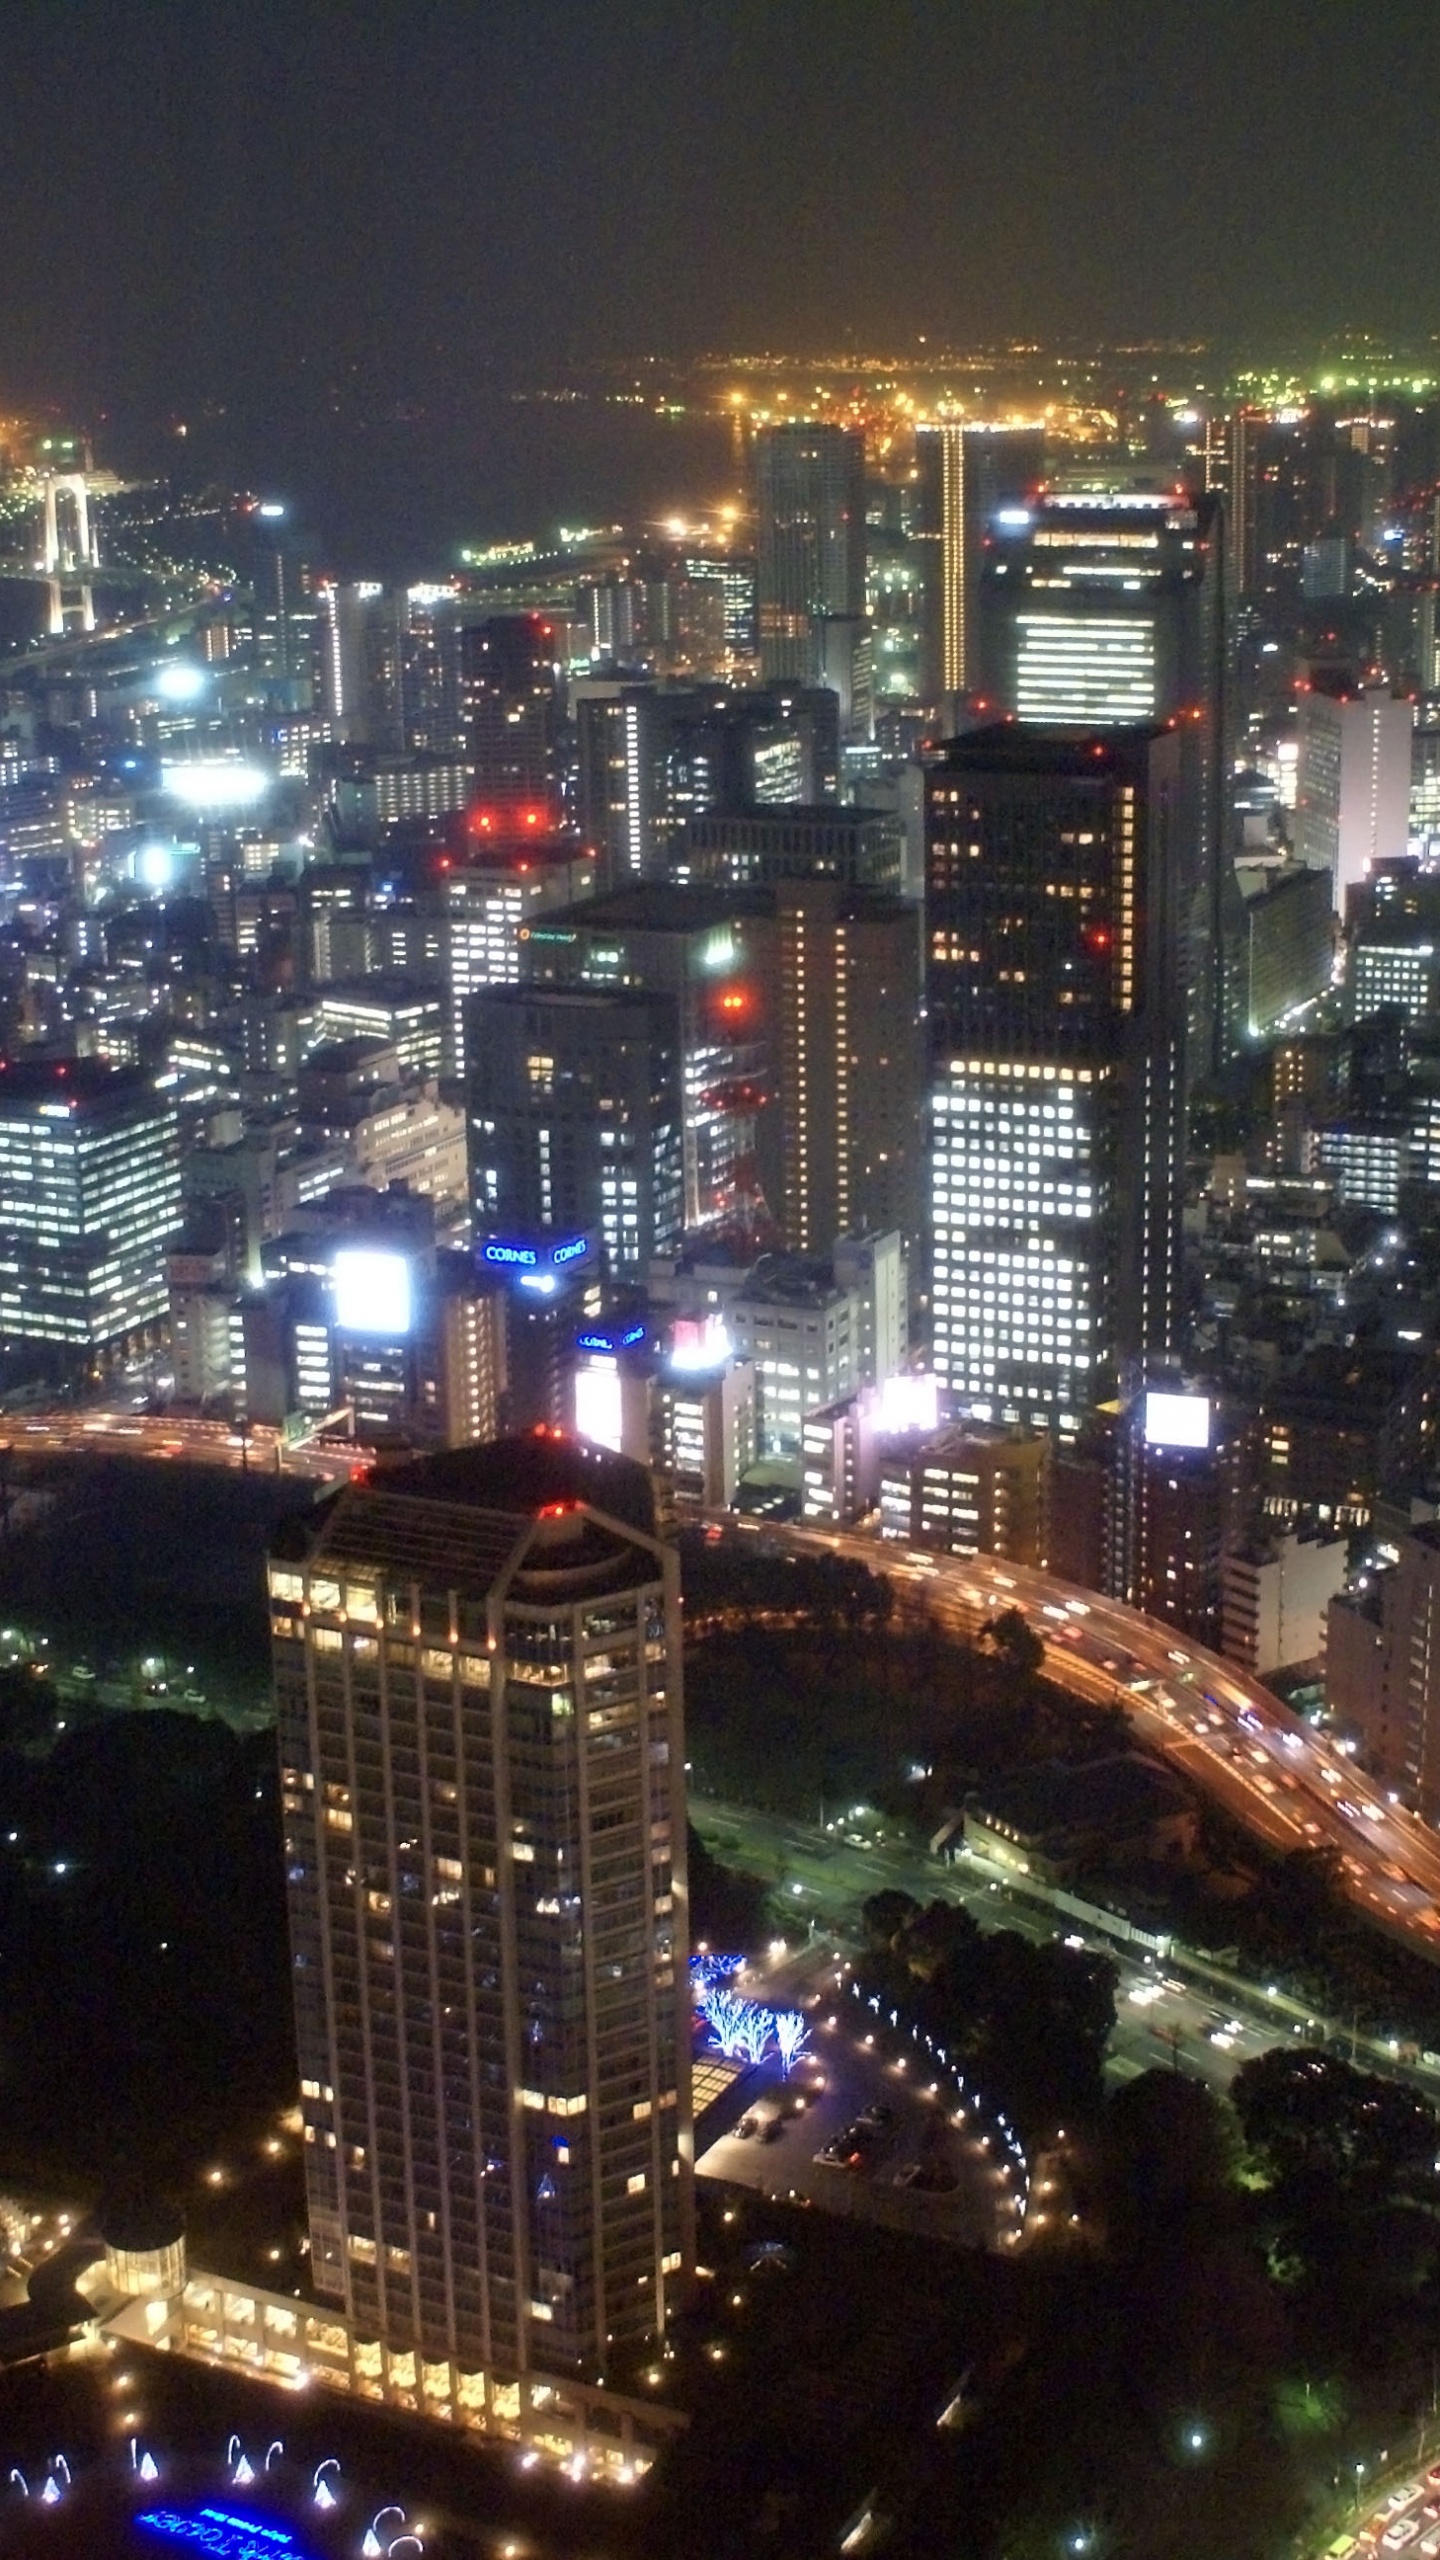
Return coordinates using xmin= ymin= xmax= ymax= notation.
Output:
xmin=715 ymin=1517 xmax=1440 ymax=1961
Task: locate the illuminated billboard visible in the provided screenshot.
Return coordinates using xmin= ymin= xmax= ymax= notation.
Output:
xmin=331 ymin=1247 xmax=413 ymax=1337
xmin=1143 ymin=1390 xmax=1211 ymax=1451
xmin=161 ymin=760 xmax=270 ymax=809
xmin=574 ymin=1361 xmax=626 ymax=1453
xmin=876 ymin=1372 xmax=941 ymax=1435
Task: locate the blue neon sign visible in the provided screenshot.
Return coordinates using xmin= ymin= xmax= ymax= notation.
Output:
xmin=484 ymin=1234 xmax=590 ymax=1275
xmin=576 ymin=1322 xmax=645 ymax=1352
xmin=137 ymin=2510 xmax=307 ymax=2560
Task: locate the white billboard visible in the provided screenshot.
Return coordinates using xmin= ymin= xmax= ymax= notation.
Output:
xmin=331 ymin=1248 xmax=413 ymax=1338
xmin=1144 ymin=1390 xmax=1211 ymax=1451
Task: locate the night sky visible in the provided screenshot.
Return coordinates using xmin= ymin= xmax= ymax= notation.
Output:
xmin=2 ymin=0 xmax=1439 ymax=425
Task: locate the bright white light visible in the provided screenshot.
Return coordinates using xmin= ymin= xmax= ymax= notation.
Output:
xmin=331 ymin=1248 xmax=412 ymax=1337
xmin=574 ymin=1361 xmax=625 ymax=1453
xmin=136 ymin=843 xmax=176 ymax=891
xmin=669 ymin=1312 xmax=732 ymax=1371
xmin=162 ymin=760 xmax=269 ymax=809
xmin=153 ymin=662 xmax=207 ymax=704
xmin=876 ymin=1372 xmax=940 ymax=1435
xmin=1144 ymin=1390 xmax=1210 ymax=1451
xmin=257 ymin=502 xmax=286 ymax=519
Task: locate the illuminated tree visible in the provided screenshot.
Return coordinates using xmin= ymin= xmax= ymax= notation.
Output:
xmin=774 ymin=2011 xmax=810 ymax=2075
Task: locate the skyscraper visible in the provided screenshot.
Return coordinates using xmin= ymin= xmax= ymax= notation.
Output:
xmin=574 ymin=680 xmax=840 ymax=886
xmin=978 ymin=487 xmax=1226 ymax=1075
xmin=0 ymin=1057 xmax=182 ymax=1361
xmin=925 ymin=725 xmax=1187 ymax=1434
xmin=466 ymin=984 xmax=684 ymax=1278
xmin=462 ymin=616 xmax=567 ymax=813
xmin=913 ymin=422 xmax=1046 ymax=707
xmin=755 ymin=423 xmax=866 ymax=685
xmin=273 ymin=1433 xmax=692 ymax=2415
xmin=1295 ymin=678 xmax=1413 ymax=911
xmin=775 ymin=879 xmax=922 ymax=1256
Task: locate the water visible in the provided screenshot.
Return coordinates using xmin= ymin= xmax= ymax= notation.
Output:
xmin=105 ymin=391 xmax=747 ymax=581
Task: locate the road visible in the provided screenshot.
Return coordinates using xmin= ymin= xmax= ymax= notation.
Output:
xmin=691 ymin=1792 xmax=1354 ymax=2102
xmin=0 ymin=1406 xmax=370 ymax=1485
xmin=713 ymin=1516 xmax=1440 ymax=1962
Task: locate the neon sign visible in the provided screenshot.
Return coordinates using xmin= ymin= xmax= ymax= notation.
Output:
xmin=484 ymin=1234 xmax=589 ymax=1274
xmin=137 ymin=2510 xmax=307 ymax=2560
xmin=576 ymin=1323 xmax=645 ymax=1353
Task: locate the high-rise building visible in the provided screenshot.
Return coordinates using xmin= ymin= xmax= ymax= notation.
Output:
xmin=755 ymin=423 xmax=867 ymax=685
xmin=444 ymin=823 xmax=595 ymax=1078
xmin=0 ymin=1058 xmax=181 ymax=1360
xmin=1295 ymin=680 xmax=1413 ymax=912
xmin=574 ymin=681 xmax=839 ymax=886
xmin=466 ymin=985 xmax=684 ymax=1279
xmin=272 ymin=1432 xmax=693 ymax=2419
xmin=913 ymin=423 xmax=1046 ymax=707
xmin=775 ymin=880 xmax=922 ymax=1255
xmin=461 ymin=616 xmax=566 ymax=812
xmin=924 ymin=725 xmax=1188 ymax=1433
xmin=979 ymin=490 xmax=1223 ymax=731
xmin=679 ymin=802 xmax=901 ymax=891
xmin=977 ymin=487 xmax=1226 ymax=1074
xmin=516 ymin=883 xmax=777 ymax=1235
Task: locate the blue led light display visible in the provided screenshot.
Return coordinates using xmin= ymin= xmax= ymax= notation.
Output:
xmin=483 ymin=1233 xmax=590 ymax=1278
xmin=137 ymin=2509 xmax=306 ymax=2560
xmin=576 ymin=1322 xmax=646 ymax=1353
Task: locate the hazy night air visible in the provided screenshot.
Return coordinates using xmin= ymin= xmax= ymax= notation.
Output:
xmin=10 ymin=9 xmax=1440 ymax=2560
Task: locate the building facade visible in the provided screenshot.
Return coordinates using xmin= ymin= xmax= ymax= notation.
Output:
xmin=0 ymin=1058 xmax=181 ymax=1360
xmin=273 ymin=1436 xmax=693 ymax=2396
xmin=924 ymin=725 xmax=1188 ymax=1432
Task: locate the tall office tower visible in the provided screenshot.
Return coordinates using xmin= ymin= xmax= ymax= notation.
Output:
xmin=574 ymin=681 xmax=839 ymax=885
xmin=680 ymin=802 xmax=902 ymax=891
xmin=0 ymin=1060 xmax=181 ymax=1362
xmin=1216 ymin=408 xmax=1308 ymax=604
xmin=979 ymin=487 xmax=1225 ymax=1077
xmin=913 ymin=422 xmax=1046 ymax=707
xmin=466 ymin=985 xmax=683 ymax=1279
xmin=754 ymin=422 xmax=867 ymax=685
xmin=444 ymin=823 xmax=595 ymax=1078
xmin=516 ymin=884 xmax=778 ymax=1235
xmin=397 ymin=589 xmax=467 ymax=755
xmin=1295 ymin=679 xmax=1413 ymax=912
xmin=776 ymin=880 xmax=922 ymax=1255
xmin=924 ymin=725 xmax=1187 ymax=1434
xmin=320 ymin=583 xmax=380 ymax=741
xmin=681 ymin=552 xmax=759 ymax=662
xmin=461 ymin=616 xmax=566 ymax=813
xmin=273 ymin=1433 xmax=692 ymax=2408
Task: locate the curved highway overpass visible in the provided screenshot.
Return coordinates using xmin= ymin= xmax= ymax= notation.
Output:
xmin=721 ymin=1517 xmax=1440 ymax=1962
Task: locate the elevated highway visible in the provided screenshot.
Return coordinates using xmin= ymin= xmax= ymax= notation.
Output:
xmin=717 ymin=1516 xmax=1440 ymax=1962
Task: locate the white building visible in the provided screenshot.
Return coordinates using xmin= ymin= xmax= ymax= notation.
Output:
xmin=1221 ymin=1530 xmax=1349 ymax=1676
xmin=1296 ymin=685 xmax=1412 ymax=911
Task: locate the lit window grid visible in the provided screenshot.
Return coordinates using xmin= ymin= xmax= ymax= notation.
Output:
xmin=929 ymin=1067 xmax=1102 ymax=1417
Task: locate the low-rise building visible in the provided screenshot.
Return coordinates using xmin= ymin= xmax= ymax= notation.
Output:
xmin=963 ymin=1755 xmax=1200 ymax=1888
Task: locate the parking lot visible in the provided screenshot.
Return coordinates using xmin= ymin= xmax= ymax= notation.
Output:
xmin=695 ymin=1958 xmax=1005 ymax=2248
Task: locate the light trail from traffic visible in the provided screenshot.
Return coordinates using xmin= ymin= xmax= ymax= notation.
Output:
xmin=0 ymin=1407 xmax=369 ymax=1485
xmin=717 ymin=1516 xmax=1440 ymax=1962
